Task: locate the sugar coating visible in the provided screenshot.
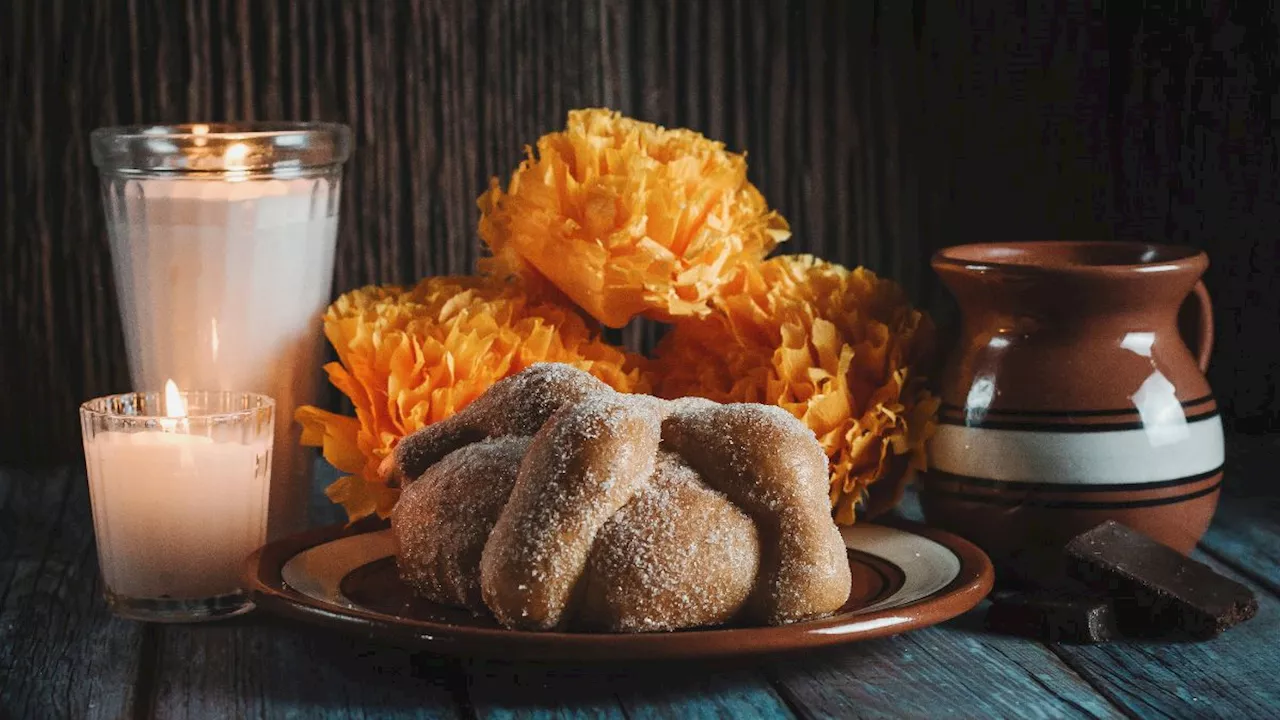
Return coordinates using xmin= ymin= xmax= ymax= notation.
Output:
xmin=581 ymin=452 xmax=759 ymax=632
xmin=391 ymin=435 xmax=531 ymax=612
xmin=388 ymin=363 xmax=611 ymax=485
xmin=389 ymin=362 xmax=852 ymax=632
xmin=662 ymin=400 xmax=852 ymax=624
xmin=478 ymin=363 xmax=615 ymax=436
xmin=480 ymin=391 xmax=663 ymax=630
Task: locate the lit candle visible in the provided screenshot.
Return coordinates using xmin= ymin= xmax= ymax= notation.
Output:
xmin=91 ymin=123 xmax=350 ymax=540
xmin=81 ymin=383 xmax=274 ymax=621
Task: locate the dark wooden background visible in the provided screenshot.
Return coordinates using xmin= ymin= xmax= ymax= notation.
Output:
xmin=3 ymin=1 xmax=1279 ymax=466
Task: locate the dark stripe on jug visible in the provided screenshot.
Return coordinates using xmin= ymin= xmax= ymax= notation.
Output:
xmin=921 ymin=479 xmax=1223 ymax=510
xmin=939 ymin=393 xmax=1215 ymax=419
xmin=938 ymin=409 xmax=1219 ymax=432
xmin=922 ymin=465 xmax=1223 ymax=494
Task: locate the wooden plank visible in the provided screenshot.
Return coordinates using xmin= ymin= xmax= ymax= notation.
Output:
xmin=1197 ymin=435 xmax=1280 ymax=595
xmin=465 ymin=661 xmax=794 ymax=720
xmin=1201 ymin=493 xmax=1280 ymax=597
xmin=466 ymin=662 xmax=626 ymax=720
xmin=0 ymin=469 xmax=144 ymax=719
xmin=767 ymin=610 xmax=1127 ymax=720
xmin=1048 ymin=553 xmax=1280 ymax=719
xmin=149 ymin=618 xmax=464 ymax=719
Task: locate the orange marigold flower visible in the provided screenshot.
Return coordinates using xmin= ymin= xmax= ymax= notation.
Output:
xmin=478 ymin=108 xmax=791 ymax=328
xmin=295 ymin=276 xmax=651 ymax=523
xmin=655 ymin=255 xmax=939 ymax=525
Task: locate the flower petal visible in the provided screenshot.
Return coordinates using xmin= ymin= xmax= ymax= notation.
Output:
xmin=657 ymin=255 xmax=938 ymax=525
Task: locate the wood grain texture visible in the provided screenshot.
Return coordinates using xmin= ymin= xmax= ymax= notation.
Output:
xmin=0 ymin=469 xmax=144 ymax=719
xmin=464 ymin=661 xmax=794 ymax=720
xmin=768 ymin=618 xmax=1128 ymax=720
xmin=3 ymin=1 xmax=1280 ymax=464
xmin=149 ymin=620 xmax=464 ymax=719
xmin=1198 ymin=434 xmax=1280 ymax=597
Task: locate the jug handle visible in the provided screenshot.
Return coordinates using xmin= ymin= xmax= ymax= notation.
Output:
xmin=1188 ymin=281 xmax=1214 ymax=373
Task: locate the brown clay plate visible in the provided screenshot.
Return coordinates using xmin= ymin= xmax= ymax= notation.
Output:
xmin=245 ymin=521 xmax=993 ymax=661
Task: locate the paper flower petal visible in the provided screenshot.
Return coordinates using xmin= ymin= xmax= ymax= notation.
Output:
xmin=296 ymin=275 xmax=651 ymax=523
xmin=478 ymin=109 xmax=790 ymax=327
xmin=655 ymin=255 xmax=938 ymax=525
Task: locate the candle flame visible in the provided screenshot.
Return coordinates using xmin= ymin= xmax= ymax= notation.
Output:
xmin=224 ymin=142 xmax=249 ymax=167
xmin=165 ymin=379 xmax=188 ymax=418
xmin=192 ymin=124 xmax=210 ymax=135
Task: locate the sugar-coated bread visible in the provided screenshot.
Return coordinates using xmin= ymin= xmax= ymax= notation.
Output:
xmin=391 ymin=436 xmax=530 ymax=612
xmin=661 ymin=402 xmax=853 ymax=624
xmin=386 ymin=363 xmax=851 ymax=632
xmin=480 ymin=393 xmax=663 ymax=630
xmin=382 ymin=364 xmax=612 ymax=487
xmin=579 ymin=452 xmax=760 ymax=631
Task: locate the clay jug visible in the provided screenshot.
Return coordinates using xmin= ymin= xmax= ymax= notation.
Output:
xmin=921 ymin=241 xmax=1222 ymax=559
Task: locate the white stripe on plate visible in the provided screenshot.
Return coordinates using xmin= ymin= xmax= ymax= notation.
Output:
xmin=281 ymin=530 xmax=396 ymax=608
xmin=929 ymin=414 xmax=1224 ymax=484
xmin=282 ymin=526 xmax=962 ymax=623
xmin=838 ymin=525 xmax=962 ymax=617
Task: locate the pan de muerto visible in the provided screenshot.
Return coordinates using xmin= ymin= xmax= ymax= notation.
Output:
xmin=383 ymin=363 xmax=851 ymax=632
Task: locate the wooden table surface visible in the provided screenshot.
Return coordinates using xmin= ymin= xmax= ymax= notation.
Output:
xmin=3 ymin=437 xmax=1278 ymax=719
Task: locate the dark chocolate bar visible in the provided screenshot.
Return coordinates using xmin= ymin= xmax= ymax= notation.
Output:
xmin=1065 ymin=521 xmax=1258 ymax=639
xmin=995 ymin=543 xmax=1092 ymax=593
xmin=986 ymin=591 xmax=1117 ymax=644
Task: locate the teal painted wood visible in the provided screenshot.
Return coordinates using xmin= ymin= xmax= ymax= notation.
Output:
xmin=149 ymin=621 xmax=464 ymax=719
xmin=1047 ymin=554 xmax=1280 ymax=719
xmin=1202 ymin=494 xmax=1280 ymax=596
xmin=616 ymin=673 xmax=795 ymax=720
xmin=1197 ymin=435 xmax=1280 ymax=596
xmin=465 ymin=661 xmax=794 ymax=720
xmin=465 ymin=663 xmax=627 ymax=720
xmin=768 ymin=612 xmax=1127 ymax=720
xmin=0 ymin=470 xmax=144 ymax=719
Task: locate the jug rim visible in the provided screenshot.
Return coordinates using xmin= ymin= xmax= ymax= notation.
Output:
xmin=932 ymin=241 xmax=1206 ymax=277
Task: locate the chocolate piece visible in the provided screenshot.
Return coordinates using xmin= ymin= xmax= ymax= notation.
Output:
xmin=995 ymin=543 xmax=1092 ymax=593
xmin=986 ymin=591 xmax=1117 ymax=643
xmin=1065 ymin=521 xmax=1257 ymax=639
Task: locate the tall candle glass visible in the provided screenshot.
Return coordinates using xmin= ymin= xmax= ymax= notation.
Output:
xmin=81 ymin=389 xmax=274 ymax=621
xmin=91 ymin=123 xmax=350 ymax=539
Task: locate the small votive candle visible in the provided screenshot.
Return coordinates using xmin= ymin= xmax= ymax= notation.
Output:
xmin=80 ymin=383 xmax=273 ymax=622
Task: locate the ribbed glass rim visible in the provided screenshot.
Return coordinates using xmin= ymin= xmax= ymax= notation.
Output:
xmin=80 ymin=390 xmax=276 ymax=422
xmin=90 ymin=122 xmax=351 ymax=176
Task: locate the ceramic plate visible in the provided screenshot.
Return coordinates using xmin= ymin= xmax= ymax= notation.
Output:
xmin=246 ymin=521 xmax=992 ymax=661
